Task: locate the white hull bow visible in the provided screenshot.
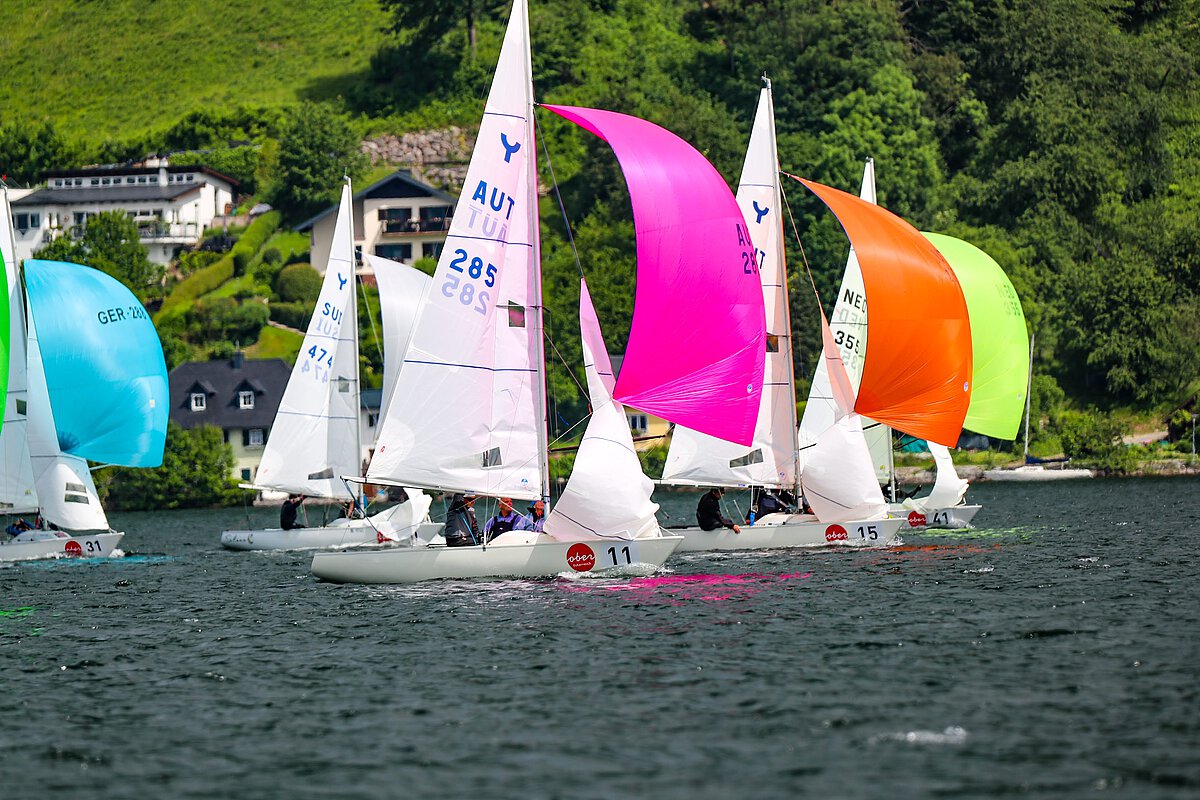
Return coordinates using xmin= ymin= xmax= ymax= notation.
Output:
xmin=310 ymin=531 xmax=684 ymax=584
xmin=893 ymin=504 xmax=982 ymax=530
xmin=0 ymin=531 xmax=123 ymax=562
xmin=983 ymin=465 xmax=1094 ymax=481
xmin=672 ymin=514 xmax=904 ymax=552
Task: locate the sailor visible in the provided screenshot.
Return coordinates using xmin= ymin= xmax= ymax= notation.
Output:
xmin=697 ymin=488 xmax=740 ymax=533
xmin=483 ymin=497 xmax=525 ymax=542
xmin=756 ymin=490 xmax=792 ymax=516
xmin=518 ymin=499 xmax=546 ymax=533
xmin=280 ymin=494 xmax=305 ymax=530
xmin=444 ymin=494 xmax=480 ymax=547
xmin=5 ymin=518 xmax=33 ymax=538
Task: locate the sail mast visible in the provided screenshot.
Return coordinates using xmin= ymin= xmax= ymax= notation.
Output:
xmin=347 ymin=178 xmax=364 ymax=490
xmin=1024 ymin=333 xmax=1035 ymax=460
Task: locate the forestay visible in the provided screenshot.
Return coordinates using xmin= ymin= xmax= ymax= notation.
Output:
xmin=542 ymin=104 xmax=766 ymax=448
xmin=544 ymin=281 xmax=660 ymax=541
xmin=367 ymin=0 xmax=547 ymax=501
xmin=255 ymin=183 xmax=361 ymax=499
xmin=662 ymin=82 xmax=796 ymax=488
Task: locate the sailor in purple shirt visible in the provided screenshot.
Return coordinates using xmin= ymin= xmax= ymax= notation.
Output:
xmin=518 ymin=499 xmax=546 ymax=533
xmin=483 ymin=497 xmax=525 ymax=542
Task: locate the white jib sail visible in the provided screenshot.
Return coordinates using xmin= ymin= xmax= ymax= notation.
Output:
xmin=367 ymin=0 xmax=547 ymax=501
xmin=0 ymin=186 xmax=37 ymax=513
xmin=366 ymin=253 xmax=431 ymax=435
xmin=662 ymin=80 xmax=797 ymax=489
xmin=903 ymin=442 xmax=969 ymax=513
xmin=254 ymin=181 xmax=361 ymax=499
xmin=801 ymin=317 xmax=887 ymax=522
xmin=798 ymin=158 xmax=876 ymax=473
xmin=545 ymin=280 xmax=660 ymax=541
xmin=26 ymin=312 xmax=108 ymax=530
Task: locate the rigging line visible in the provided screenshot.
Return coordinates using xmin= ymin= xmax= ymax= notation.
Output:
xmin=357 ymin=271 xmax=382 ymax=371
xmin=543 ymin=328 xmax=588 ymax=404
xmin=534 ymin=108 xmax=586 ymax=281
xmin=779 ymin=172 xmax=825 ymax=316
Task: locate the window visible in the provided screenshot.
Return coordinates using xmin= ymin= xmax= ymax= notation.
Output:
xmin=191 ymin=393 xmax=206 ymax=411
xmin=14 ymin=213 xmax=39 ymax=231
xmin=506 ymin=303 xmax=525 ymax=328
xmin=419 ymin=205 xmax=454 ymax=230
xmin=186 ymin=174 xmax=194 ymax=182
xmin=90 ymin=179 xmax=99 ymax=186
xmin=375 ymin=243 xmax=412 ymax=262
xmin=628 ymin=414 xmax=648 ymax=434
xmin=241 ymin=468 xmax=252 ymax=481
xmin=766 ymin=334 xmax=780 ymax=353
xmin=378 ymin=207 xmax=413 ymax=234
xmin=74 ymin=179 xmax=82 ymax=186
xmin=248 ymin=429 xmax=265 ymax=447
xmin=238 ymin=391 xmax=255 ymax=409
xmin=127 ymin=177 xmax=136 ymax=184
xmin=422 ymin=242 xmax=444 ymax=259
xmin=138 ymin=176 xmax=147 ymax=184
xmin=729 ymin=449 xmax=764 ymax=468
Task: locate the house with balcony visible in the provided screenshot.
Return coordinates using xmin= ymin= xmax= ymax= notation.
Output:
xmin=10 ymin=157 xmax=237 ymax=266
xmin=296 ymin=170 xmax=455 ymax=275
xmin=170 ymin=354 xmax=385 ymax=483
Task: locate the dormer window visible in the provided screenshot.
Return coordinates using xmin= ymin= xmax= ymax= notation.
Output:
xmin=239 ymin=391 xmax=255 ymax=409
xmin=191 ymin=393 xmax=206 ymax=412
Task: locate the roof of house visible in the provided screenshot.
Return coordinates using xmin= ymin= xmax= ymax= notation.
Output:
xmin=295 ymin=170 xmax=457 ymax=232
xmin=41 ymin=163 xmax=239 ymax=185
xmin=168 ymin=356 xmax=292 ymax=430
xmin=14 ymin=183 xmax=203 ymax=206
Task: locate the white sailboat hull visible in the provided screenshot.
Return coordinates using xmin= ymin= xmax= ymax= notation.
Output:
xmin=309 ymin=532 xmax=684 ymax=584
xmin=221 ymin=520 xmax=443 ymax=552
xmin=0 ymin=531 xmax=123 ymax=562
xmin=983 ymin=465 xmax=1094 ymax=481
xmin=893 ymin=504 xmax=982 ymax=530
xmin=672 ymin=514 xmax=904 ymax=552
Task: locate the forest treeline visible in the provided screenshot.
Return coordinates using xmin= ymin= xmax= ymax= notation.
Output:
xmin=2 ymin=0 xmax=1198 ymax=423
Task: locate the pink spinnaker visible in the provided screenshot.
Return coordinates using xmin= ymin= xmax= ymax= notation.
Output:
xmin=542 ymin=104 xmax=766 ymax=447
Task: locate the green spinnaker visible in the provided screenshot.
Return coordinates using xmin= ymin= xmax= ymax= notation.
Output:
xmin=923 ymin=232 xmax=1028 ymax=440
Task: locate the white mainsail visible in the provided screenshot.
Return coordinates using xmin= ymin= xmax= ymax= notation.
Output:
xmin=367 ymin=253 xmax=431 ymax=432
xmin=254 ymin=181 xmax=361 ymax=499
xmin=661 ymin=81 xmax=797 ymax=489
xmin=545 ymin=281 xmax=660 ymax=541
xmin=366 ymin=0 xmax=547 ymax=501
xmin=1 ymin=186 xmax=36 ymax=514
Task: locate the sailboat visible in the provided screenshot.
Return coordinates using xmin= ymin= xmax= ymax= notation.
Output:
xmin=220 ymin=181 xmax=437 ymax=551
xmin=983 ymin=334 xmax=1093 ymax=481
xmin=1 ymin=187 xmax=168 ymax=561
xmin=661 ymin=79 xmax=904 ymax=551
xmin=890 ymin=231 xmax=1032 ymax=525
xmin=310 ymin=0 xmax=766 ymax=584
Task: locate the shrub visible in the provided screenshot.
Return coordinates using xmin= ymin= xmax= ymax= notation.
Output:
xmin=269 ymin=301 xmax=311 ymax=331
xmin=230 ymin=210 xmax=282 ymax=275
xmin=188 ymin=297 xmax=269 ymax=344
xmin=276 ymin=262 xmax=322 ymax=303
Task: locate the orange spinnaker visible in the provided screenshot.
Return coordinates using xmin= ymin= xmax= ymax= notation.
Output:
xmin=794 ymin=177 xmax=972 ymax=446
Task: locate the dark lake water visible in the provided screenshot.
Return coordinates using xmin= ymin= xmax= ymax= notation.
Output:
xmin=2 ymin=478 xmax=1198 ymax=799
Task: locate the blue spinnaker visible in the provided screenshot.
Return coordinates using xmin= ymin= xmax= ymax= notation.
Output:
xmin=23 ymin=260 xmax=167 ymax=467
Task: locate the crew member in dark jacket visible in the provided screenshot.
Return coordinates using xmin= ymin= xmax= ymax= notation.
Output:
xmin=444 ymin=494 xmax=480 ymax=547
xmin=697 ymin=488 xmax=740 ymax=533
xmin=281 ymin=494 xmax=305 ymax=530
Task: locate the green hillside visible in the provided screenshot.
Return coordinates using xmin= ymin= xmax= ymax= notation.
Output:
xmin=0 ymin=0 xmax=389 ymax=138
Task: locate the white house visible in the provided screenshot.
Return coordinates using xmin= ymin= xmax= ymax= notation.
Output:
xmin=297 ymin=170 xmax=455 ymax=275
xmin=10 ymin=157 xmax=237 ymax=266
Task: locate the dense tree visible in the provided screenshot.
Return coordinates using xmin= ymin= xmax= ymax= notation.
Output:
xmin=100 ymin=424 xmax=248 ymax=510
xmin=268 ymin=102 xmax=367 ymax=222
xmin=0 ymin=120 xmax=81 ymax=185
xmin=33 ymin=211 xmax=162 ymax=301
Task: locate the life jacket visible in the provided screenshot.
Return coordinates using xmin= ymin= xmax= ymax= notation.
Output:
xmin=487 ymin=512 xmax=520 ymax=538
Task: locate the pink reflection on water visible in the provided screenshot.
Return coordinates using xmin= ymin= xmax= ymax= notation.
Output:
xmin=559 ymin=572 xmax=812 ymax=603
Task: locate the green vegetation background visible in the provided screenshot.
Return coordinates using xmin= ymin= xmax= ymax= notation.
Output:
xmin=3 ymin=0 xmax=1199 ymax=498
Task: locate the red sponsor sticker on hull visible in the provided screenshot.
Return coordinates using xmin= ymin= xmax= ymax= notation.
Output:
xmin=566 ymin=543 xmax=596 ymax=572
xmin=64 ymin=540 xmax=83 ymax=557
xmin=907 ymin=511 xmax=927 ymax=527
xmin=824 ymin=524 xmax=847 ymax=542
